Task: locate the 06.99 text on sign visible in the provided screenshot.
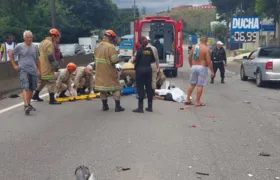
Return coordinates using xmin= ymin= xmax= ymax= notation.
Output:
xmin=233 ymin=32 xmax=257 ymax=42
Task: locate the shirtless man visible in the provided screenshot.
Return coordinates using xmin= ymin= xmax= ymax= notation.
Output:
xmin=185 ymin=35 xmax=214 ymax=106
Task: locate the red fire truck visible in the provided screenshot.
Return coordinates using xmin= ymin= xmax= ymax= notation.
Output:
xmin=134 ymin=16 xmax=184 ymax=77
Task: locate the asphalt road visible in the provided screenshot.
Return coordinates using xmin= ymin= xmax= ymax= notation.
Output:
xmin=1 ymin=51 xmax=280 ymax=180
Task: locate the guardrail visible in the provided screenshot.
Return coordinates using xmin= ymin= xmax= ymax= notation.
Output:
xmin=0 ymin=54 xmax=93 ymax=99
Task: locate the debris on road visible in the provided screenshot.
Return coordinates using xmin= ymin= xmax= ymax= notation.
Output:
xmin=243 ymin=100 xmax=251 ymax=104
xmin=248 ymin=174 xmax=253 ymax=177
xmin=116 ymin=166 xmax=130 ymax=172
xmin=9 ymin=94 xmax=19 ymax=98
xmin=180 ymin=106 xmax=192 ymax=110
xmin=259 ymin=152 xmax=270 ymax=157
xmin=190 ymin=125 xmax=197 ymax=128
xmin=196 ymin=172 xmax=209 ymax=176
xmin=276 ymin=177 xmax=280 ymax=179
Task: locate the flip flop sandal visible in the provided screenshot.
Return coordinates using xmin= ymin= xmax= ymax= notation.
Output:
xmin=185 ymin=101 xmax=194 ymax=105
xmin=195 ymin=103 xmax=206 ymax=107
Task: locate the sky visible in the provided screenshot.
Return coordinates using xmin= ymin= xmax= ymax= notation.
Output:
xmin=112 ymin=0 xmax=210 ymax=13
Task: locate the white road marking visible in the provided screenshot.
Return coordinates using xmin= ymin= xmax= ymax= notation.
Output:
xmin=0 ymin=93 xmax=49 ymax=114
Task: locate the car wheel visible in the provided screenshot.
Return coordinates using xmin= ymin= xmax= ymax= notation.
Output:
xmin=240 ymin=65 xmax=248 ymax=81
xmin=256 ymin=69 xmax=263 ymax=87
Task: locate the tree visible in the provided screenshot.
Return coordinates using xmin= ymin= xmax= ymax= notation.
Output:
xmin=211 ymin=23 xmax=227 ymax=42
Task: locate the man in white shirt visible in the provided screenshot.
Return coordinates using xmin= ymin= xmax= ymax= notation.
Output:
xmin=0 ymin=35 xmax=17 ymax=62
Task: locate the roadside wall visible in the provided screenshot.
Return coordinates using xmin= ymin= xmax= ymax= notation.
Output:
xmin=0 ymin=54 xmax=93 ymax=99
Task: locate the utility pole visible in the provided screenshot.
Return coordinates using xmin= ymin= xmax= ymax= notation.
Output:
xmin=51 ymin=0 xmax=57 ymax=28
xmin=133 ymin=0 xmax=136 ymax=20
xmin=278 ymin=0 xmax=280 ymax=45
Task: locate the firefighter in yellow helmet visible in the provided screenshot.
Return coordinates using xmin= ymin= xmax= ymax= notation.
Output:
xmin=32 ymin=28 xmax=61 ymax=104
xmin=55 ymin=62 xmax=77 ymax=98
xmin=94 ymin=30 xmax=125 ymax=112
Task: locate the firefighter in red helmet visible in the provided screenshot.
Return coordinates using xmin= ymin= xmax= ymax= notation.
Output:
xmin=94 ymin=30 xmax=125 ymax=112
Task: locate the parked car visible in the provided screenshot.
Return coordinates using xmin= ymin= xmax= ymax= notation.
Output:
xmin=60 ymin=44 xmax=86 ymax=57
xmin=240 ymin=46 xmax=280 ymax=87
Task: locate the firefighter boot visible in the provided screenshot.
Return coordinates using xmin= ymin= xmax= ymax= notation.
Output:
xmin=32 ymin=90 xmax=44 ymax=101
xmin=59 ymin=90 xmax=68 ymax=98
xmin=221 ymin=78 xmax=225 ymax=84
xmin=115 ymin=100 xmax=125 ymax=112
xmin=133 ymin=100 xmax=144 ymax=113
xmin=210 ymin=78 xmax=214 ymax=84
xmin=145 ymin=102 xmax=153 ymax=112
xmin=102 ymin=100 xmax=109 ymax=111
xmin=49 ymin=93 xmax=61 ymax=105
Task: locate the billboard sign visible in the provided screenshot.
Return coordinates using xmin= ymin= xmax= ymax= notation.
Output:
xmin=231 ymin=16 xmax=260 ymax=43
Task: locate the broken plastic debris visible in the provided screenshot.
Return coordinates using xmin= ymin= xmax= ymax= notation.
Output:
xmin=259 ymin=152 xmax=270 ymax=156
xmin=189 ymin=166 xmax=192 ymax=169
xmin=116 ymin=166 xmax=130 ymax=172
xmin=196 ymin=172 xmax=209 ymax=176
xmin=243 ymin=100 xmax=251 ymax=104
xmin=276 ymin=177 xmax=280 ymax=179
xmin=191 ymin=125 xmax=197 ymax=128
xmin=248 ymin=174 xmax=253 ymax=177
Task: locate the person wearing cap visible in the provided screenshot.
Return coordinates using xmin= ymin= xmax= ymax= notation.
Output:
xmin=94 ymin=30 xmax=125 ymax=112
xmin=55 ymin=62 xmax=77 ymax=98
xmin=73 ymin=65 xmax=94 ymax=95
xmin=32 ymin=28 xmax=62 ymax=104
xmin=146 ymin=36 xmax=159 ymax=94
xmin=210 ymin=41 xmax=227 ymax=84
xmin=133 ymin=36 xmax=155 ymax=113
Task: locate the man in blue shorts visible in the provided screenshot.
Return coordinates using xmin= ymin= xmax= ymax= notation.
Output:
xmin=186 ymin=36 xmax=214 ymax=107
xmin=9 ymin=30 xmax=41 ymax=115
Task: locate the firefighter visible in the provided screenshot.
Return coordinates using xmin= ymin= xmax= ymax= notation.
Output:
xmin=133 ymin=36 xmax=155 ymax=113
xmin=156 ymin=66 xmax=167 ymax=89
xmin=94 ymin=30 xmax=124 ymax=112
xmin=120 ymin=62 xmax=135 ymax=87
xmin=146 ymin=36 xmax=159 ymax=92
xmin=73 ymin=65 xmax=94 ymax=95
xmin=55 ymin=62 xmax=77 ymax=98
xmin=210 ymin=41 xmax=227 ymax=84
xmin=32 ymin=28 xmax=61 ymax=104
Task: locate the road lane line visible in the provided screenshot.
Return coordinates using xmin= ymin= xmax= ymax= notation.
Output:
xmin=0 ymin=93 xmax=49 ymax=114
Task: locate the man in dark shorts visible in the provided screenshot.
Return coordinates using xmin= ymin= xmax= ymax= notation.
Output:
xmin=9 ymin=30 xmax=41 ymax=115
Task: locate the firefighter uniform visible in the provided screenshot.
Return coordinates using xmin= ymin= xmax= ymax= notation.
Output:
xmin=94 ymin=31 xmax=124 ymax=112
xmin=55 ymin=69 xmax=72 ymax=96
xmin=120 ymin=62 xmax=135 ymax=87
xmin=35 ymin=36 xmax=60 ymax=104
xmin=73 ymin=67 xmax=94 ymax=94
xmin=133 ymin=46 xmax=155 ymax=113
xmin=147 ymin=42 xmax=159 ymax=90
xmin=156 ymin=69 xmax=167 ymax=89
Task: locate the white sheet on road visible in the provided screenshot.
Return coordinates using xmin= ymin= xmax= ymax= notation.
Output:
xmin=155 ymin=87 xmax=189 ymax=103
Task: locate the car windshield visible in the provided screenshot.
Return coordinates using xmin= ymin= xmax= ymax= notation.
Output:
xmin=259 ymin=47 xmax=280 ymax=58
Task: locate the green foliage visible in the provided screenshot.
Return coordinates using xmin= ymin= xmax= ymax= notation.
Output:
xmin=114 ymin=8 xmax=139 ymax=36
xmin=255 ymin=0 xmax=278 ymax=21
xmin=159 ymin=9 xmax=216 ymax=37
xmin=211 ymin=23 xmax=227 ymax=42
xmin=0 ymin=0 xmax=122 ymax=43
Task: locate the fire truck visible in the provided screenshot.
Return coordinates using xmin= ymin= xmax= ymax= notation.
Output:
xmin=134 ymin=16 xmax=184 ymax=77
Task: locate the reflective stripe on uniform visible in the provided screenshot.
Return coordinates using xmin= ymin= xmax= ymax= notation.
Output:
xmin=41 ymin=75 xmax=57 ymax=80
xmin=95 ymin=58 xmax=111 ymax=64
xmin=111 ymin=54 xmax=118 ymax=61
xmin=95 ymin=85 xmax=120 ymax=92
